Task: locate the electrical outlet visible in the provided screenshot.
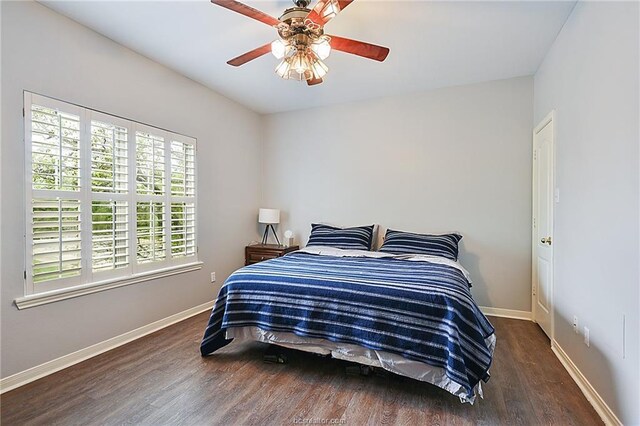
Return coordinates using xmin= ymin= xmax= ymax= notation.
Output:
xmin=584 ymin=326 xmax=590 ymax=347
xmin=210 ymin=272 xmax=216 ymax=283
xmin=573 ymin=316 xmax=578 ymax=333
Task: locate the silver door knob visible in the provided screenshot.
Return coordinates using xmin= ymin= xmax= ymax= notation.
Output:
xmin=540 ymin=237 xmax=552 ymax=245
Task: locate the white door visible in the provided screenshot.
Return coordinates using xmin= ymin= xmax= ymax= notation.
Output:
xmin=532 ymin=112 xmax=555 ymax=339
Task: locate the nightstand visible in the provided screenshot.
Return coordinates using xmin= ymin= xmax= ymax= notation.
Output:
xmin=245 ymin=244 xmax=299 ymax=266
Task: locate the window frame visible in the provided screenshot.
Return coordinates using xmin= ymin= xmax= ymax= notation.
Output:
xmin=22 ymin=92 xmax=199 ymax=302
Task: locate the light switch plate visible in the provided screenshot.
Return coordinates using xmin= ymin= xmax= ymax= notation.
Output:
xmin=210 ymin=272 xmax=216 ymax=283
xmin=584 ymin=326 xmax=590 ymax=347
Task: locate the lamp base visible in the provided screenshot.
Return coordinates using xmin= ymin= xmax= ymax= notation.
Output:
xmin=261 ymin=224 xmax=281 ymax=245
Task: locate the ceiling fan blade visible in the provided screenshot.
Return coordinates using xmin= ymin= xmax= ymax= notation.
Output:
xmin=227 ymin=43 xmax=272 ymax=67
xmin=211 ymin=0 xmax=280 ymax=27
xmin=307 ymin=77 xmax=324 ymax=86
xmin=328 ymin=35 xmax=390 ymax=62
xmin=306 ymin=0 xmax=354 ymax=26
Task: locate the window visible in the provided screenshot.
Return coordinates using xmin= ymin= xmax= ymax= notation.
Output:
xmin=24 ymin=93 xmax=198 ymax=297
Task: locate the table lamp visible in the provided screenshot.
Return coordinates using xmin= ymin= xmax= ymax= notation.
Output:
xmin=259 ymin=208 xmax=280 ymax=245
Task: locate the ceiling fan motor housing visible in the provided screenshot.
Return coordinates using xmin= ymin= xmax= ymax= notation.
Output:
xmin=279 ymin=7 xmax=310 ymax=25
xmin=278 ymin=7 xmax=324 ymax=43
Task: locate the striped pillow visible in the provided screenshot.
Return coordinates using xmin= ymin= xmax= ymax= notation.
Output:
xmin=379 ymin=229 xmax=462 ymax=260
xmin=307 ymin=224 xmax=375 ymax=251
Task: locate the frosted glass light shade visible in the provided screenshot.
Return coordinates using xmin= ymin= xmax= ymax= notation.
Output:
xmin=311 ymin=38 xmax=331 ymax=60
xmin=291 ymin=52 xmax=310 ymax=74
xmin=258 ymin=208 xmax=280 ymax=224
xmin=311 ymin=59 xmax=329 ymax=79
xmin=275 ymin=59 xmax=291 ymax=78
xmin=271 ymin=39 xmax=287 ymax=59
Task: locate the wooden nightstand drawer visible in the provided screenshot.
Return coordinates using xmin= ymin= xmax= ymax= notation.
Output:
xmin=248 ymin=252 xmax=279 ymax=263
xmin=245 ymin=244 xmax=299 ymax=266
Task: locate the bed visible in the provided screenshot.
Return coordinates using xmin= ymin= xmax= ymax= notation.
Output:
xmin=200 ymin=246 xmax=495 ymax=403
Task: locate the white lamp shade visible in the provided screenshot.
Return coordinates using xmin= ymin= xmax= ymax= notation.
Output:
xmin=258 ymin=208 xmax=280 ymax=224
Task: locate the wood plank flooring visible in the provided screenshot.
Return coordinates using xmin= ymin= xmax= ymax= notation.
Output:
xmin=1 ymin=314 xmax=602 ymax=425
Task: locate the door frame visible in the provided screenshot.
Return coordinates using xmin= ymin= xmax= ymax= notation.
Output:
xmin=531 ymin=110 xmax=556 ymax=342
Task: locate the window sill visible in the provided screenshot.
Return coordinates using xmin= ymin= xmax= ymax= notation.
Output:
xmin=14 ymin=262 xmax=204 ymax=310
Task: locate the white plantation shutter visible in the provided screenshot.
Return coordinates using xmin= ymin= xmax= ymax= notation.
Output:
xmin=88 ymin=113 xmax=131 ymax=280
xmin=171 ymin=202 xmax=196 ymax=257
xmin=169 ymin=138 xmax=197 ymax=263
xmin=31 ymin=199 xmax=82 ymax=283
xmin=136 ymin=202 xmax=166 ymax=263
xmin=92 ymin=201 xmax=129 ymax=272
xmin=170 ymin=141 xmax=195 ymax=197
xmin=30 ymin=105 xmax=81 ymax=192
xmin=136 ymin=131 xmax=165 ymax=196
xmin=27 ymin=94 xmax=84 ymax=294
xmin=91 ymin=120 xmax=128 ymax=193
xmin=24 ymin=93 xmax=198 ymax=296
xmin=136 ymin=129 xmax=167 ymax=268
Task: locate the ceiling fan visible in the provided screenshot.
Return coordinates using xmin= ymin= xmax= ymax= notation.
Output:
xmin=211 ymin=0 xmax=390 ymax=86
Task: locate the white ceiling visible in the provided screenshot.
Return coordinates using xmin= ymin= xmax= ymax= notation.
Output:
xmin=41 ymin=0 xmax=576 ymax=114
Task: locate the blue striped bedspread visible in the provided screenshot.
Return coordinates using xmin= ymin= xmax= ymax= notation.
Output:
xmin=200 ymin=249 xmax=495 ymax=401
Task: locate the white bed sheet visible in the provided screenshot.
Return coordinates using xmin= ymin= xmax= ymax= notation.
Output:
xmin=226 ymin=326 xmax=495 ymax=404
xmin=295 ymin=246 xmax=473 ymax=283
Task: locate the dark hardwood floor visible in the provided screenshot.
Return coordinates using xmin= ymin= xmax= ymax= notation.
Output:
xmin=1 ymin=313 xmax=602 ymax=425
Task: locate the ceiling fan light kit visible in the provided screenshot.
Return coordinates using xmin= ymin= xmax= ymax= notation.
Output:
xmin=273 ymin=36 xmax=330 ymax=81
xmin=211 ymin=0 xmax=390 ymax=86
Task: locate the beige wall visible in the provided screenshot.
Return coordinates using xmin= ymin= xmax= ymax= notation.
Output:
xmin=534 ymin=2 xmax=639 ymax=424
xmin=262 ymin=77 xmax=534 ymax=312
xmin=0 ymin=1 xmax=262 ymax=378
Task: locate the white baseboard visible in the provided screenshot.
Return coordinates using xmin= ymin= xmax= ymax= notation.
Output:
xmin=551 ymin=340 xmax=622 ymax=426
xmin=480 ymin=306 xmax=532 ymax=321
xmin=0 ymin=300 xmax=214 ymax=394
